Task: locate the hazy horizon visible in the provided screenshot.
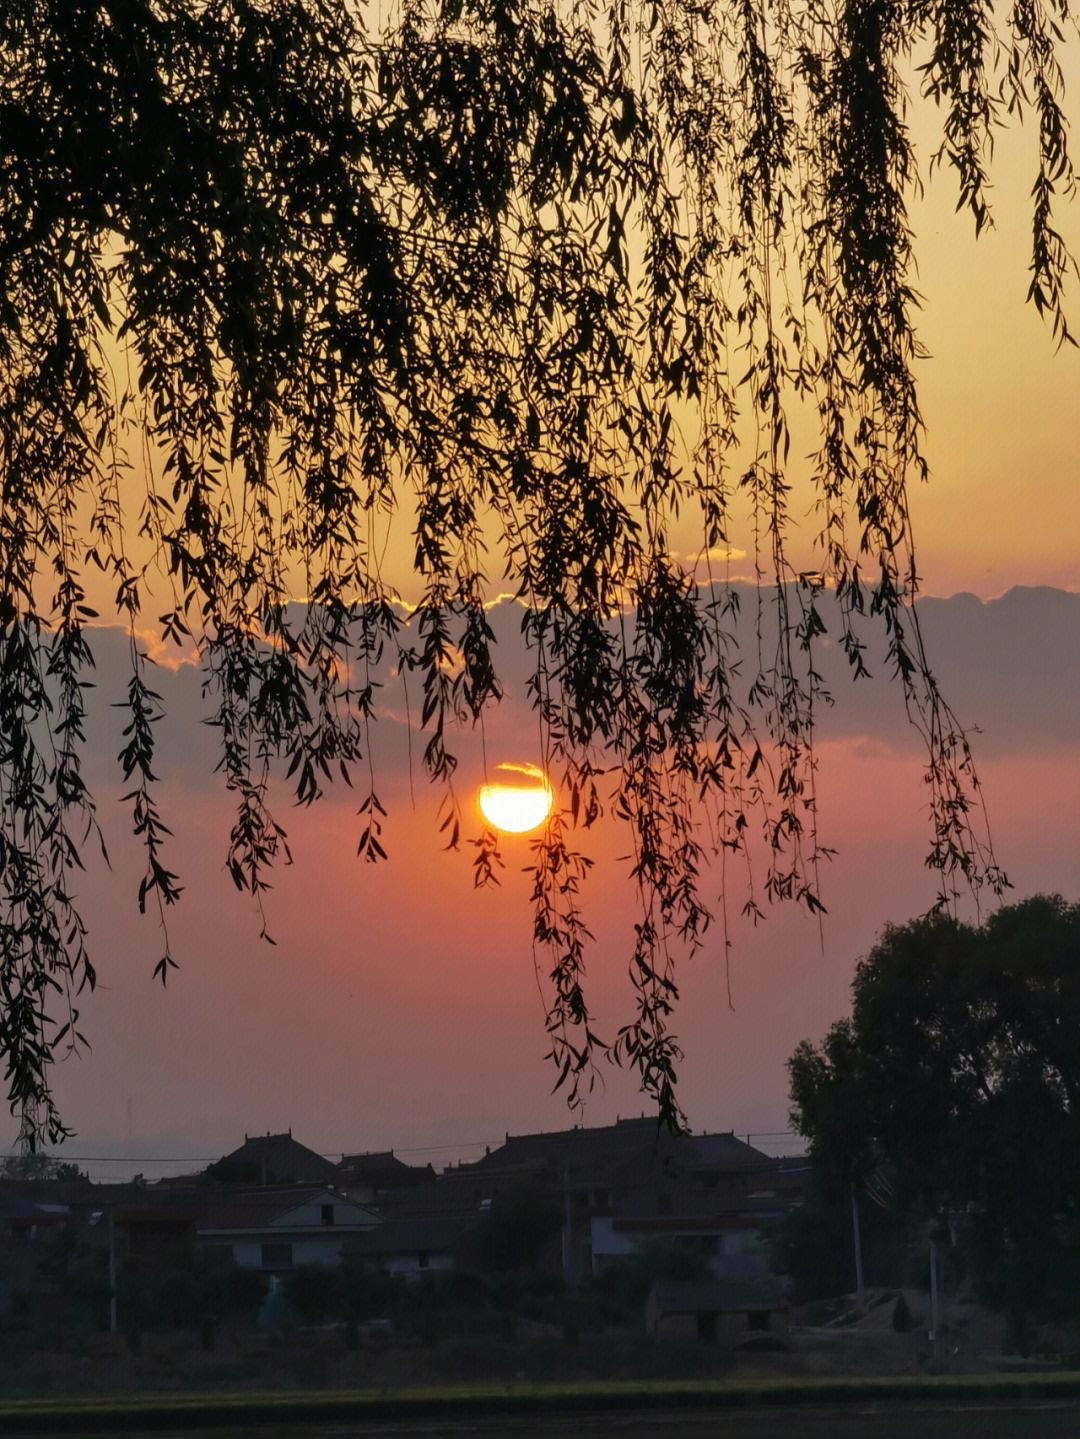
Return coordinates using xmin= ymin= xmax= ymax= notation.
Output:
xmin=5 ymin=583 xmax=1074 ymax=1181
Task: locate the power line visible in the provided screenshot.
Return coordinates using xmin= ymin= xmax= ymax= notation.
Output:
xmin=2 ymin=1127 xmax=802 ymax=1166
xmin=0 ymin=1142 xmax=501 ymax=1164
xmin=1 ymin=1154 xmax=213 ymax=1165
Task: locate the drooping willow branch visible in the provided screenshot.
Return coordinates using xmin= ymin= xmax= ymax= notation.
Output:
xmin=0 ymin=0 xmax=1070 ymax=1141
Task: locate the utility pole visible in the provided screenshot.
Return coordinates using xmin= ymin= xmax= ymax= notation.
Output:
xmin=560 ymin=1165 xmax=574 ymax=1284
xmin=851 ymin=1190 xmax=865 ymax=1309
xmin=108 ymin=1212 xmax=118 ymax=1335
xmin=928 ymin=1238 xmax=942 ymax=1360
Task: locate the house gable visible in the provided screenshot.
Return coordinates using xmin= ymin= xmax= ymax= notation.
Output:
xmin=267 ymin=1194 xmax=379 ymax=1231
xmin=195 ymin=1187 xmax=379 ymax=1235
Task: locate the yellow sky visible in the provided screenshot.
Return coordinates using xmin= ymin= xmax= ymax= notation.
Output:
xmin=904 ymin=92 xmax=1080 ymax=598
xmin=327 ymin=95 xmax=1080 ymax=606
xmin=69 ymin=52 xmax=1078 ymax=629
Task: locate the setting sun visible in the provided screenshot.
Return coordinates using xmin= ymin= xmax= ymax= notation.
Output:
xmin=478 ymin=763 xmax=554 ymax=834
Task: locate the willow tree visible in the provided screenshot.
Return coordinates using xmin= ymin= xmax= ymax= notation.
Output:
xmin=0 ymin=0 xmax=1071 ymax=1142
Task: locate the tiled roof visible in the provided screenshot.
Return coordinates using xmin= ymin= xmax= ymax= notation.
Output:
xmin=111 ymin=1184 xmax=376 ymax=1232
xmin=467 ymin=1120 xmax=773 ymax=1181
xmin=383 ymin=1125 xmax=804 ymax=1227
xmin=192 ymin=1185 xmax=376 ymax=1231
xmin=0 ymin=1177 xmax=100 ymax=1204
xmin=347 ymin=1212 xmax=480 ymax=1256
xmin=207 ymin=1132 xmax=341 ymax=1186
xmin=467 ymin=1118 xmax=666 ymax=1170
xmin=382 ymin=1167 xmax=540 ymax=1218
xmin=337 ymin=1152 xmax=434 ymax=1188
xmin=650 ymin=1276 xmax=789 ymax=1314
xmin=609 ymin=1167 xmax=790 ymax=1221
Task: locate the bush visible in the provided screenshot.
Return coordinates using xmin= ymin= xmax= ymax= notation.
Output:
xmin=462 ymin=1188 xmax=564 ymax=1273
xmin=284 ymin=1264 xmax=346 ymax=1323
xmin=117 ymin=1244 xmax=265 ymax=1335
xmin=338 ymin=1257 xmax=407 ymax=1319
xmin=766 ymin=1179 xmax=913 ymax=1304
xmin=590 ymin=1238 xmax=712 ymax=1319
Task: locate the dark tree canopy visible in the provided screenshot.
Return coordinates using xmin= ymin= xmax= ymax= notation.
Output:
xmin=1 ymin=0 xmax=1072 ymax=1142
xmin=766 ymin=1169 xmax=912 ymax=1304
xmin=789 ymin=896 xmax=1080 ymax=1336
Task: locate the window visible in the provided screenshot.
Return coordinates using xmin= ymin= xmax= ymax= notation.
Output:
xmin=261 ymin=1242 xmax=293 ymax=1269
xmin=321 ymin=1204 xmax=335 ymax=1226
xmin=677 ymin=1234 xmax=718 ymax=1255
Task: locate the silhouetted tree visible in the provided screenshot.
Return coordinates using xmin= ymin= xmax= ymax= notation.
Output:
xmin=788 ymin=895 xmax=1080 ymax=1339
xmin=465 ymin=1186 xmax=565 ymax=1273
xmin=767 ymin=1171 xmax=912 ymax=1303
xmin=2 ymin=0 xmax=1068 ymax=1139
xmin=0 ymin=1151 xmax=83 ymax=1181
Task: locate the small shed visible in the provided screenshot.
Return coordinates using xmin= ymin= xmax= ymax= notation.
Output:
xmin=646 ymin=1276 xmax=789 ymax=1342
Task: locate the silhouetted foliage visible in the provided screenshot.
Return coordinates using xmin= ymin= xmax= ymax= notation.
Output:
xmin=283 ymin=1262 xmax=348 ymax=1323
xmin=892 ymin=1293 xmax=914 ymax=1333
xmin=464 ymin=1186 xmax=564 ymax=1273
xmin=0 ymin=1151 xmax=82 ymax=1180
xmin=788 ymin=895 xmax=1080 ymax=1337
xmin=118 ymin=1242 xmax=265 ymax=1333
xmin=766 ymin=1172 xmax=912 ymax=1303
xmin=0 ymin=1225 xmax=107 ymax=1343
xmin=592 ymin=1235 xmax=713 ymax=1313
xmin=2 ymin=0 xmax=1069 ymax=1140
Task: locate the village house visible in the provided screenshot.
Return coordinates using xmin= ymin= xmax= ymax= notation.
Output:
xmin=192 ymin=1186 xmax=380 ymax=1271
xmin=0 ymin=1121 xmax=807 ymax=1300
xmin=645 ymin=1275 xmax=791 ymax=1342
xmin=346 ymin=1212 xmax=480 ymax=1277
xmin=449 ymin=1118 xmax=807 ymax=1282
xmin=204 ymin=1131 xmax=341 ymax=1188
xmin=335 ymin=1151 xmax=435 ymax=1207
xmin=0 ymin=1187 xmax=75 ymax=1309
xmin=361 ymin=1118 xmax=806 ymax=1285
xmin=111 ymin=1184 xmax=381 ymax=1274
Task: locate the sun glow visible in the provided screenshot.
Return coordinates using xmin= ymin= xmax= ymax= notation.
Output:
xmin=478 ymin=763 xmax=554 ymax=834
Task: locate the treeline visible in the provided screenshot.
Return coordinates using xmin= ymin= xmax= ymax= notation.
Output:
xmin=2 ymin=1225 xmax=712 ymax=1356
xmin=777 ymin=895 xmax=1080 ymax=1351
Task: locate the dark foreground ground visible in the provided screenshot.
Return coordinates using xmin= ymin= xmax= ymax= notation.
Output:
xmin=176 ymin=1405 xmax=1080 ymax=1439
xmin=4 ymin=1402 xmax=1080 ymax=1439
xmin=4 ymin=1378 xmax=1080 ymax=1439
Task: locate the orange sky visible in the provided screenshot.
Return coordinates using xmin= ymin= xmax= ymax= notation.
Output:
xmin=19 ymin=584 xmax=1078 ymax=1175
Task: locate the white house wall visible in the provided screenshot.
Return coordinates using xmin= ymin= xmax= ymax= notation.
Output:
xmin=589 ymin=1217 xmax=638 ymax=1261
xmin=381 ymin=1251 xmax=455 ymax=1278
xmin=228 ymin=1233 xmax=351 ymax=1269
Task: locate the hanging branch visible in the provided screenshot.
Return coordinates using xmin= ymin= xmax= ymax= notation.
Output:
xmin=1 ymin=0 xmax=1068 ymax=1141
